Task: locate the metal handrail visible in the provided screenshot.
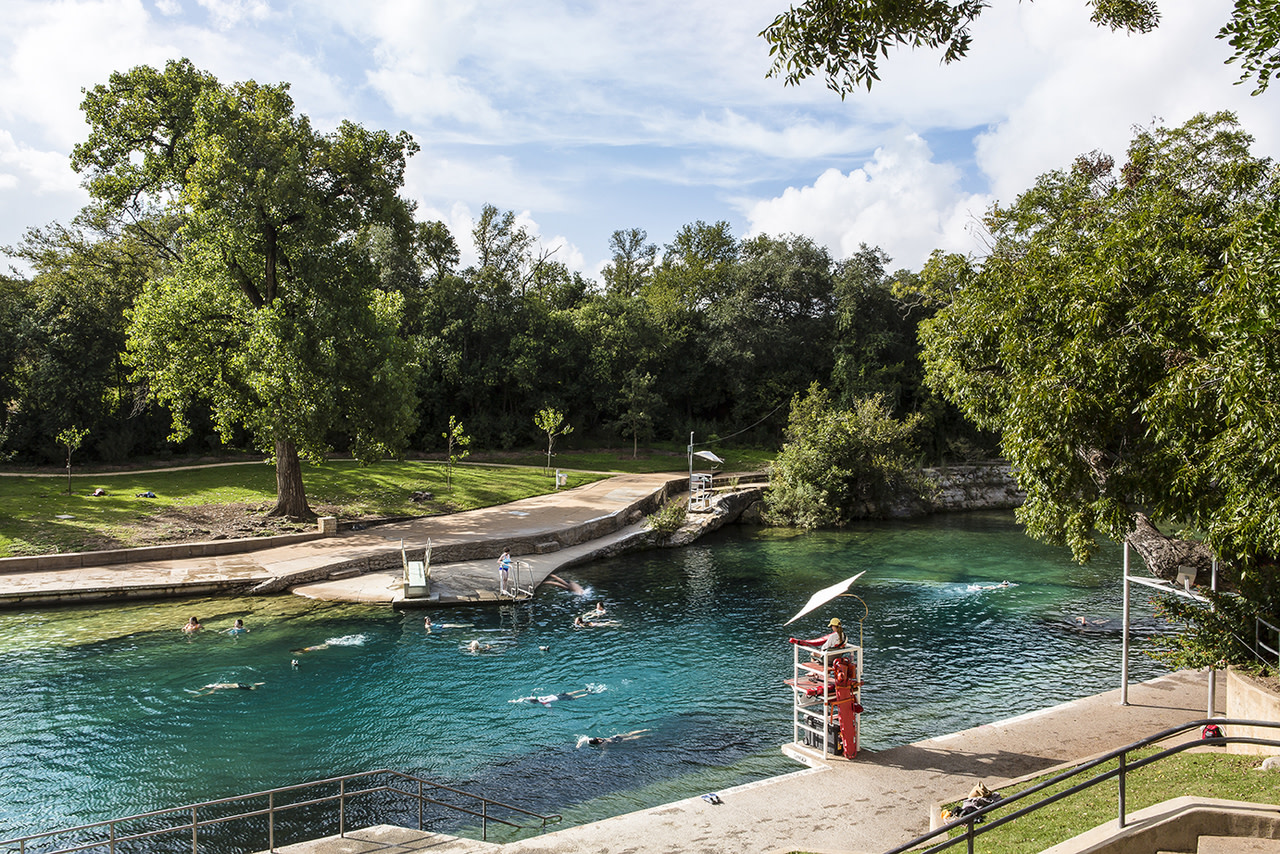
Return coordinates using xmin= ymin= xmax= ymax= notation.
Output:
xmin=0 ymin=768 xmax=562 ymax=854
xmin=881 ymin=718 xmax=1280 ymax=854
xmin=1257 ymin=616 xmax=1279 ymax=665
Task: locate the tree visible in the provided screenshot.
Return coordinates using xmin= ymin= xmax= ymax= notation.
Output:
xmin=602 ymin=228 xmax=657 ymax=296
xmin=73 ymin=59 xmax=422 ymax=518
xmin=761 ymin=1 xmax=1276 ymax=97
xmin=534 ymin=406 xmax=573 ymax=472
xmin=1 ymin=210 xmax=176 ymax=465
xmin=765 ymin=383 xmax=928 ymax=527
xmin=616 ymin=369 xmax=660 ymax=458
xmin=918 ymin=112 xmax=1278 ymax=602
xmin=56 ymin=426 xmax=89 ymax=495
xmin=442 ymin=415 xmax=470 ymax=492
xmin=707 ymin=233 xmax=836 ymax=431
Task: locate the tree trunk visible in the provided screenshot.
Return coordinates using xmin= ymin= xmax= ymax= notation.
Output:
xmin=1125 ymin=512 xmax=1230 ymax=589
xmin=269 ymin=438 xmax=314 ymax=519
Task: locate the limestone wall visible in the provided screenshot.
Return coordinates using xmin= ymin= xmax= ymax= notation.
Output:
xmin=923 ymin=463 xmax=1025 ymax=513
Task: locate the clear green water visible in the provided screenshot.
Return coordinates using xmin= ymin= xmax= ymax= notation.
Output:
xmin=0 ymin=512 xmax=1169 ymax=848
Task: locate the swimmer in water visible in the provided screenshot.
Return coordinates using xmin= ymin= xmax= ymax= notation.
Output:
xmin=183 ymin=616 xmax=202 ymax=634
xmin=291 ymin=643 xmax=330 ymax=653
xmin=577 ymin=729 xmax=649 ymax=748
xmin=226 ymin=619 xmax=247 ymax=635
xmin=423 ymin=616 xmax=433 ymax=633
xmin=574 ymin=615 xmax=618 ymax=628
xmin=514 ymin=685 xmax=603 ymax=706
xmin=588 ymin=602 xmax=607 ymax=617
xmin=190 ymin=682 xmax=263 ymax=695
xmin=467 ymin=639 xmax=492 ymax=653
xmin=542 ymin=574 xmax=585 ymax=594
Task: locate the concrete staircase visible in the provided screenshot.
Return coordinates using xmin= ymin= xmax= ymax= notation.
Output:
xmin=1168 ymin=836 xmax=1280 ymax=853
xmin=1041 ymin=798 xmax=1280 ymax=854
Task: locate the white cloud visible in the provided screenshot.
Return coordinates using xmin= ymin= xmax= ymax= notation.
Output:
xmin=741 ymin=133 xmax=992 ymax=270
xmin=195 ymin=0 xmax=269 ymax=29
xmin=0 ymin=0 xmax=166 ymax=150
xmin=675 ymin=109 xmax=879 ymax=161
xmin=0 ymin=131 xmax=90 ymax=269
xmin=971 ymin=0 xmax=1259 ymax=204
xmin=365 ymin=68 xmax=503 ymax=129
xmin=403 ymin=145 xmax=566 ymax=216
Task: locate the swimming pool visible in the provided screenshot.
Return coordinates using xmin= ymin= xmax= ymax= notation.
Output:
xmin=0 ymin=512 xmax=1170 ymax=848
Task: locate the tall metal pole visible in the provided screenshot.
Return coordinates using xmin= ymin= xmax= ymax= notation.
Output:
xmin=688 ymin=431 xmax=694 ymax=495
xmin=1208 ymin=558 xmax=1218 ymax=716
xmin=1121 ymin=540 xmax=1130 ymax=705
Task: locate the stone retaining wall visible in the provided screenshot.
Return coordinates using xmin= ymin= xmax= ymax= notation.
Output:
xmin=923 ymin=463 xmax=1024 ymax=512
xmin=0 ymin=529 xmax=331 ymax=575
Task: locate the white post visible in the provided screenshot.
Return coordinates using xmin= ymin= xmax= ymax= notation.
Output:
xmin=1121 ymin=539 xmax=1130 ymax=706
xmin=688 ymin=431 xmax=695 ymax=497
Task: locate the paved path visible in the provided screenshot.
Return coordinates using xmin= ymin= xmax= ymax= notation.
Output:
xmin=0 ymin=473 xmax=683 ymax=607
xmin=269 ymin=669 xmax=1225 ymax=854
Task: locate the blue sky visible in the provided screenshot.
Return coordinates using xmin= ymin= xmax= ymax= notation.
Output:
xmin=2 ymin=0 xmax=1276 ymax=279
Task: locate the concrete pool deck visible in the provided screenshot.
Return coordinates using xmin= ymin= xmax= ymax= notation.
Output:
xmin=0 ymin=472 xmax=684 ymax=608
xmin=267 ymin=669 xmax=1228 ymax=854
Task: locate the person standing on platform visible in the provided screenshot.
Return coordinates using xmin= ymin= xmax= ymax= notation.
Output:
xmin=497 ymin=548 xmax=512 ymax=595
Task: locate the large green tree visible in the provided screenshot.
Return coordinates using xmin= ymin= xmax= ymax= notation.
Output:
xmin=762 ymin=1 xmax=1276 ymax=97
xmin=72 ymin=59 xmax=421 ymax=517
xmin=919 ymin=112 xmax=1279 ymax=597
xmin=1 ymin=210 xmax=174 ymax=463
xmin=766 ymin=383 xmax=928 ymax=527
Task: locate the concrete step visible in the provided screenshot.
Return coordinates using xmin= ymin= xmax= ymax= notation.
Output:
xmin=264 ymin=824 xmax=501 ymax=853
xmin=1197 ymin=835 xmax=1280 ymax=853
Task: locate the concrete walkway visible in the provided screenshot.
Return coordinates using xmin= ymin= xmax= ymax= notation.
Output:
xmin=0 ymin=473 xmax=683 ymax=607
xmin=266 ymin=669 xmax=1226 ymax=854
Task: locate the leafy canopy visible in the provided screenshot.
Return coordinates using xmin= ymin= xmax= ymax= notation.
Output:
xmin=766 ymin=383 xmax=928 ymax=527
xmin=919 ymin=112 xmax=1280 ymax=576
xmin=761 ymin=1 xmax=1278 ymax=97
xmin=73 ymin=59 xmax=421 ymax=515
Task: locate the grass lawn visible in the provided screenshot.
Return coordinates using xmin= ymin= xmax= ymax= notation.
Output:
xmin=481 ymin=443 xmax=776 ymax=474
xmin=940 ymin=748 xmax=1279 ymax=853
xmin=0 ymin=458 xmax=617 ymax=558
xmin=0 ymin=443 xmax=775 ymax=558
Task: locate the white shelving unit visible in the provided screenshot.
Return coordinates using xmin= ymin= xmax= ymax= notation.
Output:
xmin=788 ymin=642 xmax=863 ymax=760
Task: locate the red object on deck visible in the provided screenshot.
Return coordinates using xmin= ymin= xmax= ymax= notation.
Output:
xmin=831 ymin=657 xmax=860 ymax=758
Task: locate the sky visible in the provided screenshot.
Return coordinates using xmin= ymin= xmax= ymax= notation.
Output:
xmin=2 ymin=0 xmax=1277 ymax=279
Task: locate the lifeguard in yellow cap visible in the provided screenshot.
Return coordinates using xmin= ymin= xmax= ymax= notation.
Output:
xmin=788 ymin=617 xmax=848 ymax=654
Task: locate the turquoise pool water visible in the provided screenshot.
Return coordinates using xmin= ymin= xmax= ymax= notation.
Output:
xmin=0 ymin=512 xmax=1170 ymax=848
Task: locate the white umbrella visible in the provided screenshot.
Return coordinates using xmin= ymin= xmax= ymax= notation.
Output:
xmin=784 ymin=571 xmax=865 ymax=626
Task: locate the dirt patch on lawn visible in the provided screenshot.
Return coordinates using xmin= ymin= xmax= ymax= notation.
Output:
xmin=106 ymin=502 xmax=364 ymax=549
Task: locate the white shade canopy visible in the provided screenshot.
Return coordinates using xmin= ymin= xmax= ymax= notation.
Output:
xmin=693 ymin=450 xmax=724 ymax=463
xmin=784 ymin=571 xmax=865 ymax=626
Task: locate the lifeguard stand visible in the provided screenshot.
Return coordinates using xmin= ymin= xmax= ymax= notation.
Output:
xmin=787 ymin=642 xmax=863 ymax=760
xmin=687 ymin=435 xmax=723 ymax=513
xmin=689 ymin=472 xmax=713 ymax=512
